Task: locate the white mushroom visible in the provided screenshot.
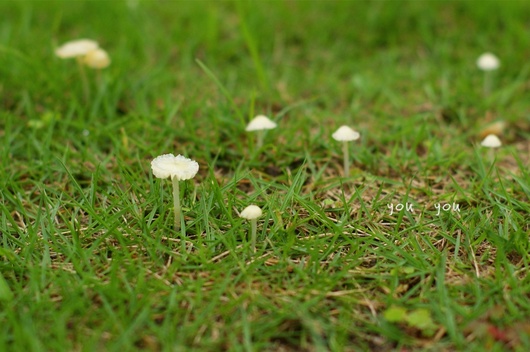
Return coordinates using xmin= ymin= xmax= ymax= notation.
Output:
xmin=245 ymin=115 xmax=277 ymax=131
xmin=83 ymin=48 xmax=111 ymax=69
xmin=476 ymin=52 xmax=500 ymax=96
xmin=476 ymin=53 xmax=500 ymax=71
xmin=332 ymin=126 xmax=360 ymax=178
xmin=245 ymin=115 xmax=277 ymax=148
xmin=55 ymin=39 xmax=101 ymax=102
xmin=240 ymin=205 xmax=263 ymax=252
xmin=481 ymin=134 xmax=502 ymax=148
xmin=55 ymin=39 xmax=99 ymax=59
xmin=240 ymin=205 xmax=262 ymax=219
xmin=480 ymin=134 xmax=502 ymax=164
xmin=151 ymin=154 xmax=199 ymax=231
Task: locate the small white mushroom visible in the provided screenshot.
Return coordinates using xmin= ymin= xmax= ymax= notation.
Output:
xmin=83 ymin=48 xmax=111 ymax=69
xmin=476 ymin=52 xmax=500 ymax=96
xmin=151 ymin=154 xmax=199 ymax=231
xmin=55 ymin=39 xmax=99 ymax=59
xmin=240 ymin=205 xmax=262 ymax=252
xmin=245 ymin=115 xmax=277 ymax=148
xmin=480 ymin=134 xmax=502 ymax=148
xmin=477 ymin=53 xmax=500 ymax=71
xmin=332 ymin=125 xmax=360 ymax=178
xmin=480 ymin=134 xmax=502 ymax=164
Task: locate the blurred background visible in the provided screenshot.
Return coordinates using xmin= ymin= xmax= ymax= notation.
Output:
xmin=2 ymin=0 xmax=530 ymax=110
xmin=1 ymin=0 xmax=530 ymax=167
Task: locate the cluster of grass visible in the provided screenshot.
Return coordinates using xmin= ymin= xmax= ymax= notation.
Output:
xmin=1 ymin=0 xmax=529 ymax=350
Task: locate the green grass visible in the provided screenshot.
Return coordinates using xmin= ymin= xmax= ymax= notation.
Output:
xmin=1 ymin=0 xmax=530 ymax=350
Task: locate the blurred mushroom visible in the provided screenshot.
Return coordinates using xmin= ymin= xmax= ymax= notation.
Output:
xmin=55 ymin=39 xmax=99 ymax=59
xmin=55 ymin=38 xmax=100 ymax=101
xmin=83 ymin=48 xmax=111 ymax=69
xmin=476 ymin=52 xmax=500 ymax=96
xmin=477 ymin=53 xmax=500 ymax=71
xmin=245 ymin=115 xmax=277 ymax=148
xmin=480 ymin=134 xmax=502 ymax=164
xmin=481 ymin=134 xmax=502 ymax=148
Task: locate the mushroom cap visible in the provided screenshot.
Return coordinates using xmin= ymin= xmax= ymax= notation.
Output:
xmin=240 ymin=205 xmax=262 ymax=220
xmin=245 ymin=115 xmax=277 ymax=132
xmin=480 ymin=134 xmax=502 ymax=148
xmin=477 ymin=52 xmax=500 ymax=71
xmin=332 ymin=125 xmax=360 ymax=141
xmin=151 ymin=154 xmax=199 ymax=180
xmin=55 ymin=39 xmax=99 ymax=59
xmin=83 ymin=48 xmax=111 ymax=69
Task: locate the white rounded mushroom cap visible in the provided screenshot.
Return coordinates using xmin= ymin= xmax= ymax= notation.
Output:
xmin=55 ymin=39 xmax=99 ymax=59
xmin=480 ymin=134 xmax=502 ymax=148
xmin=332 ymin=125 xmax=360 ymax=141
xmin=477 ymin=52 xmax=500 ymax=71
xmin=240 ymin=205 xmax=262 ymax=220
xmin=83 ymin=48 xmax=111 ymax=69
xmin=151 ymin=154 xmax=199 ymax=180
xmin=245 ymin=115 xmax=277 ymax=132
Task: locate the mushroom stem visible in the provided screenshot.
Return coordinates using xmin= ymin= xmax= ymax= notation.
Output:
xmin=76 ymin=56 xmax=90 ymax=102
xmin=250 ymin=218 xmax=257 ymax=252
xmin=483 ymin=71 xmax=492 ymax=96
xmin=256 ymin=131 xmax=264 ymax=149
xmin=342 ymin=141 xmax=350 ymax=177
xmin=488 ymin=148 xmax=495 ymax=164
xmin=172 ymin=176 xmax=182 ymax=231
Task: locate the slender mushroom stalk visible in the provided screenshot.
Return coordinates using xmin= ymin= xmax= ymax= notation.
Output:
xmin=332 ymin=125 xmax=360 ymax=178
xmin=342 ymin=140 xmax=350 ymax=178
xmin=480 ymin=134 xmax=502 ymax=164
xmin=476 ymin=52 xmax=500 ymax=96
xmin=250 ymin=218 xmax=257 ymax=250
xmin=151 ymin=154 xmax=199 ymax=232
xmin=256 ymin=131 xmax=265 ymax=149
xmin=76 ymin=56 xmax=90 ymax=102
xmin=245 ymin=115 xmax=277 ymax=149
xmin=172 ymin=176 xmax=182 ymax=230
xmin=240 ymin=205 xmax=263 ymax=253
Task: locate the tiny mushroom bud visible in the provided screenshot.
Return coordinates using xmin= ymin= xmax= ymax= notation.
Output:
xmin=332 ymin=125 xmax=360 ymax=178
xmin=245 ymin=115 xmax=277 ymax=148
xmin=151 ymin=154 xmax=199 ymax=231
xmin=83 ymin=48 xmax=111 ymax=69
xmin=55 ymin=39 xmax=99 ymax=59
xmin=240 ymin=205 xmax=263 ymax=252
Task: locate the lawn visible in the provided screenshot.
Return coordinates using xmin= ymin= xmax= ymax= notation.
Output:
xmin=1 ymin=0 xmax=529 ymax=351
